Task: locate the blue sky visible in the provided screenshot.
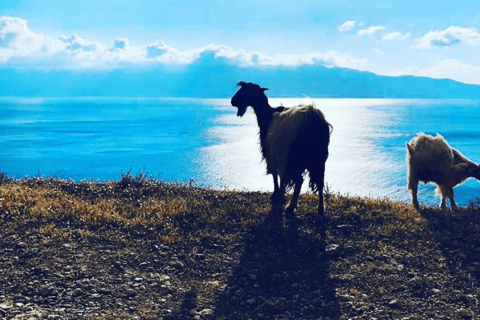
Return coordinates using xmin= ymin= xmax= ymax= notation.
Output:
xmin=2 ymin=0 xmax=480 ymax=84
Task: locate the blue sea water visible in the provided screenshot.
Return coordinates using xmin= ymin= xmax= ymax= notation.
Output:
xmin=1 ymin=97 xmax=480 ymax=206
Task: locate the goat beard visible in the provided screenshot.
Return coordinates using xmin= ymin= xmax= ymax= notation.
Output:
xmin=236 ymin=106 xmax=247 ymax=117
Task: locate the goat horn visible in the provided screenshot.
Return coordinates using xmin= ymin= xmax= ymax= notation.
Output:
xmin=406 ymin=143 xmax=414 ymax=155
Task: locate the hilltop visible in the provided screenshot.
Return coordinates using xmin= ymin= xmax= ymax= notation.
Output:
xmin=1 ymin=172 xmax=480 ymax=319
xmin=2 ymin=59 xmax=480 ymax=99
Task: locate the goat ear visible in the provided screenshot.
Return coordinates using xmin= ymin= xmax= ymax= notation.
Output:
xmin=406 ymin=143 xmax=414 ymax=155
xmin=237 ymin=81 xmax=246 ymax=87
xmin=261 ymin=87 xmax=269 ymax=91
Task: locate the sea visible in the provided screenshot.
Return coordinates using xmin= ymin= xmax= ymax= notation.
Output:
xmin=1 ymin=97 xmax=480 ymax=206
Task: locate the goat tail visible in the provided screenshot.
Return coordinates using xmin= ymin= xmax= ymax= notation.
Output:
xmin=308 ymin=114 xmax=331 ymax=194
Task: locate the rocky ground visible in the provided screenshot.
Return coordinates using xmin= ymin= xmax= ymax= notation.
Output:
xmin=1 ymin=173 xmax=480 ymax=319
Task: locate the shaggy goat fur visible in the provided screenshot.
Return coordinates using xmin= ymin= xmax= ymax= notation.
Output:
xmin=406 ymin=133 xmax=480 ymax=209
xmin=265 ymin=104 xmax=330 ymax=192
xmin=231 ymin=81 xmax=332 ymax=220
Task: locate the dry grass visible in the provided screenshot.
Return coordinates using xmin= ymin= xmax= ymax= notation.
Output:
xmin=2 ymin=171 xmax=479 ymax=241
xmin=0 ymin=170 xmax=459 ymax=237
xmin=2 ymin=171 xmax=480 ymax=319
xmin=0 ymin=172 xmax=274 ymax=243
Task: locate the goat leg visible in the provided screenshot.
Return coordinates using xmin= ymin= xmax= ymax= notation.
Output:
xmin=271 ymin=173 xmax=285 ymax=202
xmin=408 ymin=177 xmax=420 ymax=210
xmin=285 ymin=177 xmax=303 ymax=214
xmin=440 ymin=197 xmax=447 ymax=209
xmin=449 ymin=191 xmax=457 ymax=210
xmin=440 ymin=188 xmax=456 ymax=210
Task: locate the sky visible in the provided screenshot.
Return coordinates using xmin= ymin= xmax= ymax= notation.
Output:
xmin=2 ymin=0 xmax=480 ymax=85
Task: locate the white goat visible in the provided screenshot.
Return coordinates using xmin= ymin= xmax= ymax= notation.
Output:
xmin=230 ymin=81 xmax=332 ymax=223
xmin=406 ymin=133 xmax=480 ymax=210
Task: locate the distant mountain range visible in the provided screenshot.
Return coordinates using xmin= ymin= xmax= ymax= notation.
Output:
xmin=2 ymin=55 xmax=480 ymax=98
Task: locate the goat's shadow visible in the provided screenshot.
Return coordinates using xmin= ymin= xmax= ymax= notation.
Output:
xmin=421 ymin=205 xmax=480 ymax=286
xmin=206 ymin=203 xmax=340 ymax=319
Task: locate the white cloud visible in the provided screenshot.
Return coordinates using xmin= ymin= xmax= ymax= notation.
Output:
xmin=393 ymin=59 xmax=480 ymax=85
xmin=0 ymin=16 xmax=64 ymax=62
xmin=357 ymin=26 xmax=386 ymax=36
xmin=253 ymin=51 xmax=368 ymax=68
xmin=201 ymin=44 xmax=253 ymax=65
xmin=3 ymin=16 xmax=480 ymax=86
xmin=338 ymin=20 xmax=356 ymax=32
xmin=146 ymin=39 xmax=170 ymax=58
xmin=199 ymin=44 xmax=369 ymax=69
xmin=382 ymin=31 xmax=411 ymax=41
xmin=0 ymin=15 xmax=370 ymax=70
xmin=415 ymin=26 xmax=480 ymax=49
xmin=60 ymin=34 xmax=102 ymax=52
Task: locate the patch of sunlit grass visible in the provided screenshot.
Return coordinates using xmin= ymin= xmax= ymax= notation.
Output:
xmin=0 ymin=170 xmax=459 ymax=244
xmin=39 ymin=222 xmax=56 ymax=235
xmin=0 ymin=171 xmax=276 ymax=243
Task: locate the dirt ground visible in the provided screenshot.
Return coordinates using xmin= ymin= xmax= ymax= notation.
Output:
xmin=1 ymin=175 xmax=480 ymax=319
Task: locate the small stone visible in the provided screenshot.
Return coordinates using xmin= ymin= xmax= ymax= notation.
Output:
xmin=159 ymin=275 xmax=171 ymax=281
xmin=72 ymin=288 xmax=82 ymax=297
xmin=388 ymin=300 xmax=400 ymax=309
xmin=199 ymin=308 xmax=214 ymax=315
xmin=457 ymin=308 xmax=470 ymax=317
xmin=126 ymin=289 xmax=137 ymax=296
xmin=326 ymin=244 xmax=340 ymax=255
xmin=21 ymin=305 xmax=31 ymax=312
xmin=170 ymin=260 xmax=184 ymax=268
